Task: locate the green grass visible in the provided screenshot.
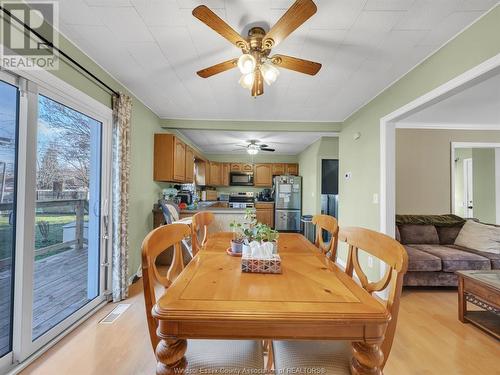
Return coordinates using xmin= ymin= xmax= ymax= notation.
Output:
xmin=0 ymin=214 xmax=87 ymax=261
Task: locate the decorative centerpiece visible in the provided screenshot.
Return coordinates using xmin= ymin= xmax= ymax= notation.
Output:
xmin=228 ymin=209 xmax=281 ymax=273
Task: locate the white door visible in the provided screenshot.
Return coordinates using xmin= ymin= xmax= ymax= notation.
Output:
xmin=463 ymin=158 xmax=473 ymax=218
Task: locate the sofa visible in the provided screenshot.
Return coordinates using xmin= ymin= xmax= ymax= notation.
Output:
xmin=396 ymin=214 xmax=500 ymax=287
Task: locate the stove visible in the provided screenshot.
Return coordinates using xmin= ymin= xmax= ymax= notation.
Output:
xmin=229 ymin=192 xmax=255 ymax=209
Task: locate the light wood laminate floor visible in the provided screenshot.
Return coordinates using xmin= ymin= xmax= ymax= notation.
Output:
xmin=21 ymin=283 xmax=500 ymax=375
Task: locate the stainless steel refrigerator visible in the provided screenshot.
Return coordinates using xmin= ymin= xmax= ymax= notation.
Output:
xmin=274 ymin=175 xmax=302 ymax=232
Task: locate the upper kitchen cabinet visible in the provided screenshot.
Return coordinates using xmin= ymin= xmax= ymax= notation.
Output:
xmin=221 ymin=163 xmax=230 ymax=186
xmin=230 ymin=163 xmax=254 ymax=172
xmin=195 ymin=160 xmax=207 ymax=186
xmin=154 ymin=134 xmax=187 ymax=182
xmin=208 ymin=161 xmax=222 ymax=186
xmin=272 ymin=163 xmax=285 ymax=175
xmin=254 ymin=163 xmax=272 ymax=187
xmin=285 ymin=163 xmax=299 ymax=175
xmin=230 ymin=163 xmax=242 ymax=172
xmin=185 ymin=147 xmax=194 ymax=183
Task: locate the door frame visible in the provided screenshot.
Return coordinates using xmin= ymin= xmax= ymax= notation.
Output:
xmin=379 ymin=52 xmax=500 ymax=237
xmin=450 ymin=142 xmax=500 ymax=222
xmin=0 ymin=67 xmax=113 ymax=373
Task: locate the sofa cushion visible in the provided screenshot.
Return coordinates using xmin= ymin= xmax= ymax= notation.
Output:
xmin=404 ymin=245 xmax=441 ymax=272
xmin=411 ymin=245 xmax=491 ymax=272
xmin=450 ymin=245 xmax=500 ymax=270
xmin=395 ymin=225 xmax=401 ymax=243
xmin=399 ymin=224 xmax=440 ymax=245
xmin=437 ymin=225 xmax=463 ymax=245
xmin=454 ymin=220 xmax=500 ymax=254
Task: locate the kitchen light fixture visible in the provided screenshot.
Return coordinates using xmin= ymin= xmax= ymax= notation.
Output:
xmin=193 ymin=0 xmax=322 ymax=97
xmin=260 ymin=62 xmax=280 ymax=86
xmin=247 ymin=144 xmax=259 ymax=155
xmin=237 ymin=54 xmax=256 ymax=74
xmin=239 ymin=73 xmax=255 ymax=89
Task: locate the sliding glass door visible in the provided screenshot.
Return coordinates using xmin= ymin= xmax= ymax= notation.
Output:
xmin=32 ymin=95 xmax=102 ymax=339
xmin=0 ymin=70 xmax=112 ymax=372
xmin=0 ymin=74 xmax=19 ymax=366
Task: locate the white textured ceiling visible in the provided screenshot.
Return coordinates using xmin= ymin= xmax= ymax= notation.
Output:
xmin=57 ymin=0 xmax=497 ymax=121
xmin=399 ymin=69 xmax=500 ymax=125
xmin=178 ymin=130 xmax=338 ymax=154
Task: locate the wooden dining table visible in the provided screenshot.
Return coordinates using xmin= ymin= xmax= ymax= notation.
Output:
xmin=153 ymin=232 xmax=390 ymax=375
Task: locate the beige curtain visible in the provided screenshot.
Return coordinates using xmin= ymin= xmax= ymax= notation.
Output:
xmin=112 ymin=94 xmax=132 ymax=302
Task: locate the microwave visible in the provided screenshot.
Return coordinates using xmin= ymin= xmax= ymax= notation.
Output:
xmin=230 ymin=172 xmax=254 ymax=186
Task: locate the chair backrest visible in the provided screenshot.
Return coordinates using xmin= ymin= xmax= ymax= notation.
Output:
xmin=338 ymin=227 xmax=408 ymax=368
xmin=312 ymin=215 xmax=339 ymax=261
xmin=191 ymin=211 xmax=215 ymax=255
xmin=141 ymin=223 xmax=191 ymax=351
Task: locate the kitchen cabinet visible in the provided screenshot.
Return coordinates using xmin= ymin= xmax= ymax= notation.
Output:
xmin=255 ymin=202 xmax=274 ymax=227
xmin=272 ymin=163 xmax=285 ymax=175
xmin=285 ymin=163 xmax=299 ymax=175
xmin=221 ymin=163 xmax=230 ymax=186
xmin=230 ymin=163 xmax=254 ymax=172
xmin=185 ymin=147 xmax=194 ymax=183
xmin=173 ymin=137 xmax=186 ymax=181
xmin=154 ymin=134 xmax=188 ymax=182
xmin=195 ymin=160 xmax=207 ymax=186
xmin=208 ymin=162 xmax=221 ymax=186
xmin=254 ymin=163 xmax=273 ymax=187
xmin=242 ymin=163 xmax=253 ymax=172
xmin=230 ymin=163 xmax=242 ymax=172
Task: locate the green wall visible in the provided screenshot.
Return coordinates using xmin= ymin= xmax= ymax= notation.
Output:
xmin=299 ymin=137 xmax=339 ymax=215
xmin=338 ymin=6 xmax=500 ymax=279
xmin=472 ymin=148 xmax=496 ymax=224
xmin=2 ymin=11 xmax=168 ymax=278
xmin=339 ymin=6 xmax=500 ymax=230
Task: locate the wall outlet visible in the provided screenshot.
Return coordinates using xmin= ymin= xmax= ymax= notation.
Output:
xmin=372 ymin=193 xmax=379 ymax=204
xmin=367 ymin=256 xmax=374 ymax=268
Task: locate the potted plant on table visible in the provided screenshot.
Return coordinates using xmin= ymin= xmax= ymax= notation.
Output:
xmin=229 ymin=220 xmax=243 ymax=253
xmin=256 ymin=223 xmax=280 ymax=254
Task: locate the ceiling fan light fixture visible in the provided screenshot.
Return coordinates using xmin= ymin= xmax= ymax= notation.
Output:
xmin=239 ymin=72 xmax=255 ymax=89
xmin=260 ymin=62 xmax=279 ymax=86
xmin=247 ymin=144 xmax=259 ymax=155
xmin=237 ymin=54 xmax=256 ymax=75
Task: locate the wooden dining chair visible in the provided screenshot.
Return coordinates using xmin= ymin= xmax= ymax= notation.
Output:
xmin=142 ymin=223 xmax=264 ymax=372
xmin=191 ymin=211 xmax=215 ymax=256
xmin=312 ymin=214 xmax=339 ymax=261
xmin=272 ymin=227 xmax=408 ymax=374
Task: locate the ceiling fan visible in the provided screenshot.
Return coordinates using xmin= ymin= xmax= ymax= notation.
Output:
xmin=192 ymin=0 xmax=321 ymax=97
xmin=234 ymin=140 xmax=275 ymax=154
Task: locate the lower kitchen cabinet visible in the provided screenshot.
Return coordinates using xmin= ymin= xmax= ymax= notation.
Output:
xmin=255 ymin=202 xmax=274 ymax=227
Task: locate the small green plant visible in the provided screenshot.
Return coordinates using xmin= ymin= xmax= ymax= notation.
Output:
xmin=229 ymin=220 xmax=243 ymax=242
xmin=255 ymin=223 xmax=279 ymax=243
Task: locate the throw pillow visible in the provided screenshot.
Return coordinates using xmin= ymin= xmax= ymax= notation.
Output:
xmin=454 ymin=220 xmax=500 ymax=254
xmin=398 ymin=224 xmax=440 ymax=245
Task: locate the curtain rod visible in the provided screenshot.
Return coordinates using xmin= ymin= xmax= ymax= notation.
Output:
xmin=0 ymin=6 xmax=120 ymax=97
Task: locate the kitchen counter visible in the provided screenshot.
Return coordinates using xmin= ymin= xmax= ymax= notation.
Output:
xmin=180 ymin=207 xmax=252 ymax=214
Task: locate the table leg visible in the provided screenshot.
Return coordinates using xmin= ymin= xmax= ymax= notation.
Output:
xmin=350 ymin=341 xmax=384 ymax=375
xmin=458 ymin=277 xmax=466 ymax=323
xmin=156 ymin=337 xmax=187 ymax=375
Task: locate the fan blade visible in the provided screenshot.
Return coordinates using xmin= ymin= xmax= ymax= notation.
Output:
xmin=251 ymin=70 xmax=264 ymax=97
xmin=260 ymin=148 xmax=275 ymax=152
xmin=193 ymin=6 xmax=249 ymax=50
xmin=259 ymin=144 xmax=269 ymax=148
xmin=271 ymin=54 xmax=321 ymax=75
xmin=262 ymin=0 xmax=317 ymax=49
xmin=197 ymin=58 xmax=238 ymax=78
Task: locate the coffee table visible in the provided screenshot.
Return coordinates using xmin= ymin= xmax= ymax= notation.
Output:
xmin=456 ymin=270 xmax=500 ymax=339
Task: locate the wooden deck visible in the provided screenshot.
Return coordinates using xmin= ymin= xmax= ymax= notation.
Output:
xmin=0 ymin=247 xmax=90 ymax=355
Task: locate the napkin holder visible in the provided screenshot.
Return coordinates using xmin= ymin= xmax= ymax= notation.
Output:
xmin=241 ymin=254 xmax=282 ymax=274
